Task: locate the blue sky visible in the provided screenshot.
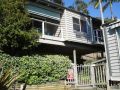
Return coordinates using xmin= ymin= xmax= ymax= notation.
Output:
xmin=64 ymin=0 xmax=120 ymax=19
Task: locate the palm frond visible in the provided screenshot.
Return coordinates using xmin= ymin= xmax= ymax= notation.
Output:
xmin=94 ymin=1 xmax=99 ymax=8
xmin=0 ymin=67 xmax=21 ymax=90
xmin=102 ymin=1 xmax=110 ymax=12
xmin=88 ymin=0 xmax=99 ymax=9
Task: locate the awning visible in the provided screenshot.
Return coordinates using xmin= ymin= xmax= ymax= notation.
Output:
xmin=26 ymin=3 xmax=61 ymax=21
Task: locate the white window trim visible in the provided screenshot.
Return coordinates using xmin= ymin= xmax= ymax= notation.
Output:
xmin=31 ymin=18 xmax=64 ymax=40
xmin=80 ymin=17 xmax=88 ymax=34
xmin=73 ymin=17 xmax=80 ymax=32
xmin=73 ymin=17 xmax=88 ymax=34
xmin=94 ymin=29 xmax=103 ymax=43
xmin=31 ymin=18 xmax=59 ymax=26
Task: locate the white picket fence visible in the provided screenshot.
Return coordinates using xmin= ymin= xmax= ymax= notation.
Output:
xmin=77 ymin=65 xmax=91 ymax=86
xmin=66 ymin=64 xmax=107 ymax=87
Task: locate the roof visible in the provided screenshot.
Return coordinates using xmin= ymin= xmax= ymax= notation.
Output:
xmin=29 ymin=0 xmax=101 ymax=21
xmin=102 ymin=20 xmax=120 ymax=27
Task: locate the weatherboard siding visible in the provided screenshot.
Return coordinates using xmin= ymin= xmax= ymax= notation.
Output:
xmin=60 ymin=10 xmax=66 ymax=39
xmin=64 ymin=10 xmax=92 ymax=44
xmin=106 ymin=26 xmax=120 ymax=80
xmin=53 ymin=9 xmax=66 ymax=39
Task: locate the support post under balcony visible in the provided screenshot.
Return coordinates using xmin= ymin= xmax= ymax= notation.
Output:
xmin=73 ymin=49 xmax=78 ymax=86
xmin=42 ymin=21 xmax=45 ymax=37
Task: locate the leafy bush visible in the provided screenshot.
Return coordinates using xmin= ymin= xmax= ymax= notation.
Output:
xmin=0 ymin=52 xmax=71 ymax=85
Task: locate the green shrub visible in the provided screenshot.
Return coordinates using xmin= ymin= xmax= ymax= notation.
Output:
xmin=0 ymin=53 xmax=71 ymax=85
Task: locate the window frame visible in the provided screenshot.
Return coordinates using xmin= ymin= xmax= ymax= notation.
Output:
xmin=31 ymin=18 xmax=43 ymax=33
xmin=72 ymin=17 xmax=88 ymax=34
xmin=31 ymin=18 xmax=59 ymax=37
xmin=94 ymin=29 xmax=103 ymax=43
xmin=73 ymin=17 xmax=80 ymax=32
xmin=80 ymin=19 xmax=88 ymax=34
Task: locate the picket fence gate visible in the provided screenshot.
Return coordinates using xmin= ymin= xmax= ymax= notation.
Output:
xmin=66 ymin=64 xmax=107 ymax=88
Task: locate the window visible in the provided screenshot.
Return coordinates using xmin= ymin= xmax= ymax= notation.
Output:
xmin=94 ymin=30 xmax=103 ymax=42
xmin=73 ymin=17 xmax=80 ymax=32
xmin=45 ymin=23 xmax=58 ymax=36
xmin=32 ymin=20 xmax=42 ymax=33
xmin=81 ymin=20 xmax=87 ymax=33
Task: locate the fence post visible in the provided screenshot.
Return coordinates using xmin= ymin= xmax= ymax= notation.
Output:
xmin=106 ymin=63 xmax=111 ymax=90
xmin=91 ymin=64 xmax=96 ymax=88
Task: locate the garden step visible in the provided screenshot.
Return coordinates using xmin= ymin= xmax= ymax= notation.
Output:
xmin=73 ymin=86 xmax=96 ymax=90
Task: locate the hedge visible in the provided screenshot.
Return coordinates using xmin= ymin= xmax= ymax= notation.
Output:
xmin=0 ymin=52 xmax=71 ymax=85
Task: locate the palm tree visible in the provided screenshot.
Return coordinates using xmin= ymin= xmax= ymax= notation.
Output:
xmin=89 ymin=0 xmax=120 ymax=20
xmin=0 ymin=67 xmax=20 ymax=90
xmin=54 ymin=0 xmax=64 ymax=5
xmin=68 ymin=0 xmax=89 ymax=15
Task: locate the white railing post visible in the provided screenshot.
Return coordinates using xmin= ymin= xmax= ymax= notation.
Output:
xmin=42 ymin=21 xmax=45 ymax=38
xmin=90 ymin=17 xmax=94 ymax=43
xmin=73 ymin=49 xmax=78 ymax=86
xmin=91 ymin=64 xmax=96 ymax=87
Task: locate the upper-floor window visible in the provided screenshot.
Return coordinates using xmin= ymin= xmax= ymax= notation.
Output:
xmin=81 ymin=20 xmax=87 ymax=33
xmin=32 ymin=20 xmax=42 ymax=33
xmin=94 ymin=30 xmax=103 ymax=43
xmin=73 ymin=17 xmax=87 ymax=33
xmin=73 ymin=17 xmax=80 ymax=32
xmin=31 ymin=18 xmax=59 ymax=37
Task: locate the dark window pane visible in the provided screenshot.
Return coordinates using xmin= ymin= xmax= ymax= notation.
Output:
xmin=73 ymin=24 xmax=80 ymax=31
xmin=98 ymin=31 xmax=102 ymax=37
xmin=32 ymin=20 xmax=42 ymax=33
xmin=81 ymin=20 xmax=87 ymax=33
xmin=95 ymin=37 xmax=97 ymax=41
xmin=73 ymin=17 xmax=79 ymax=24
xmin=94 ymin=30 xmax=97 ymax=36
xmin=73 ymin=17 xmax=80 ymax=31
xmin=45 ymin=23 xmax=58 ymax=36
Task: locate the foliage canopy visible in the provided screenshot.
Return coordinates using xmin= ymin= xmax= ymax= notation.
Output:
xmin=68 ymin=0 xmax=89 ymax=15
xmin=0 ymin=0 xmax=39 ymax=53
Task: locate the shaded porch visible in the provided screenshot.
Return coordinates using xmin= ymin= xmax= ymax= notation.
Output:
xmin=35 ymin=41 xmax=104 ymax=64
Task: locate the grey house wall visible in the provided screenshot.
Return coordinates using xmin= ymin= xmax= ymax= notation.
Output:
xmin=105 ymin=23 xmax=120 ymax=81
xmin=64 ymin=9 xmax=93 ymax=44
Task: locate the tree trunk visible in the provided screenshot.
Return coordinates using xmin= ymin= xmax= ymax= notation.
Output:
xmin=110 ymin=3 xmax=114 ymax=20
xmin=99 ymin=0 xmax=104 ymax=24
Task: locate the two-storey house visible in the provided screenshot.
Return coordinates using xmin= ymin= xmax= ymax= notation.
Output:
xmin=26 ymin=0 xmax=104 ymax=64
